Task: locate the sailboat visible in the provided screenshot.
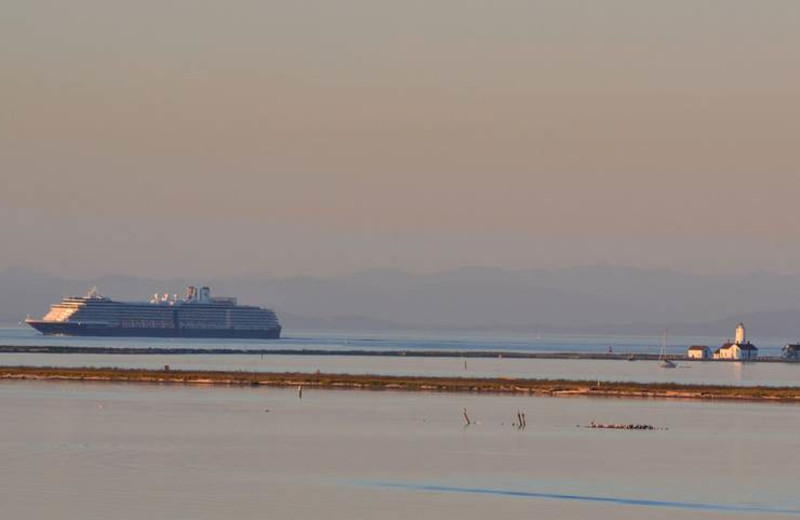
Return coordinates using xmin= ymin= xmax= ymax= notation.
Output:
xmin=659 ymin=329 xmax=677 ymax=368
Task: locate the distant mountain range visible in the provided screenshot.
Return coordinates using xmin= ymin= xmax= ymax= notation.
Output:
xmin=2 ymin=265 xmax=800 ymax=338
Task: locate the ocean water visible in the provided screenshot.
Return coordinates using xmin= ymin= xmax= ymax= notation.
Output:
xmin=1 ymin=325 xmax=795 ymax=356
xmin=2 ymin=381 xmax=800 ymax=519
xmin=4 ymin=352 xmax=800 ymax=387
xmin=2 ymin=326 xmax=800 ymax=387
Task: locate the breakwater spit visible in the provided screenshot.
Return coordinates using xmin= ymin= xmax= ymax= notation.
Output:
xmin=0 ymin=345 xmax=793 ymax=362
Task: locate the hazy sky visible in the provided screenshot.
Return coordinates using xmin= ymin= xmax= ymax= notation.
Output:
xmin=2 ymin=1 xmax=799 ymax=278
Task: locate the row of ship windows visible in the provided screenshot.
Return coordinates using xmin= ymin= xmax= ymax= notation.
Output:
xmin=50 ymin=315 xmax=279 ymax=326
xmin=61 ymin=301 xmax=271 ymax=311
xmin=66 ymin=311 xmax=277 ymax=319
xmin=117 ymin=320 xmax=277 ymax=330
xmin=54 ymin=304 xmax=275 ymax=314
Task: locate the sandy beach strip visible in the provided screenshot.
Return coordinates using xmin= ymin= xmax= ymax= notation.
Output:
xmin=2 ymin=365 xmax=800 ymax=402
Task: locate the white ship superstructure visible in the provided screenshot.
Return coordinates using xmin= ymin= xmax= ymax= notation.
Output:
xmin=27 ymin=286 xmax=281 ymax=339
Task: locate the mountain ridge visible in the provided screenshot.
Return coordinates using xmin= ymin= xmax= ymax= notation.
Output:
xmin=3 ymin=265 xmax=799 ymax=337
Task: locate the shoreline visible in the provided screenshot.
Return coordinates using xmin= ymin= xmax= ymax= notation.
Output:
xmin=3 ymin=366 xmax=800 ymax=402
xmin=0 ymin=345 xmax=794 ymax=362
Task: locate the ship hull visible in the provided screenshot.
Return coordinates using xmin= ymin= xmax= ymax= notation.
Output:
xmin=26 ymin=321 xmax=281 ymax=339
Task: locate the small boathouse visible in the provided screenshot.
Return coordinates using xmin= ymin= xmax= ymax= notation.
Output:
xmin=687 ymin=345 xmax=711 ymax=359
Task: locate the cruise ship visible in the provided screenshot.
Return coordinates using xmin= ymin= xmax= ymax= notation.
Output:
xmin=26 ymin=286 xmax=282 ymax=339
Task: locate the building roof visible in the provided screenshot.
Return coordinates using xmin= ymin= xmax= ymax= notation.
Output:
xmin=738 ymin=342 xmax=758 ymax=351
xmin=688 ymin=345 xmax=709 ymax=351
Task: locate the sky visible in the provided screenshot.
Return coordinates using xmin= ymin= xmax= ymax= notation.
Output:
xmin=2 ymin=1 xmax=799 ymax=278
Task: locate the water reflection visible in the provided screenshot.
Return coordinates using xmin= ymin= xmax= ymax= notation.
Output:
xmin=2 ymin=382 xmax=800 ymax=520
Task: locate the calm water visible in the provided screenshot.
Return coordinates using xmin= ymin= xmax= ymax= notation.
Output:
xmin=3 ymin=326 xmax=800 ymax=387
xmin=1 ymin=325 xmax=795 ymax=356
xmin=2 ymin=381 xmax=800 ymax=519
xmin=4 ymin=352 xmax=800 ymax=387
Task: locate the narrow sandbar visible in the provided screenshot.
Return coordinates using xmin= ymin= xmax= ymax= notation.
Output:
xmin=2 ymin=366 xmax=800 ymax=402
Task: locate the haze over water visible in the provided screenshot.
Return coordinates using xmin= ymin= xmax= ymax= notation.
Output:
xmin=3 ymin=1 xmax=800 ymax=278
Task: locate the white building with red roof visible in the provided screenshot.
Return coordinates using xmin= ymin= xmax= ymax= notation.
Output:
xmin=713 ymin=323 xmax=758 ymax=360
